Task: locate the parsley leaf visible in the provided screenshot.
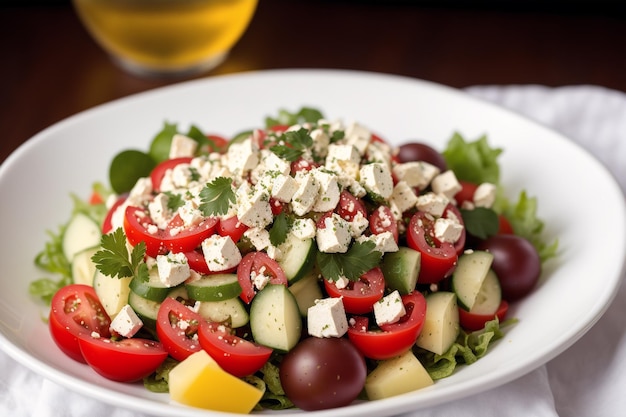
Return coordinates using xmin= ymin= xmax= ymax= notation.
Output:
xmin=269 ymin=212 xmax=291 ymax=246
xmin=91 ymin=228 xmax=148 ymax=281
xmin=460 ymin=207 xmax=499 ymax=239
xmin=199 ymin=177 xmax=235 ymax=216
xmin=270 ymin=128 xmax=314 ymax=162
xmin=316 ymin=240 xmax=382 ymax=281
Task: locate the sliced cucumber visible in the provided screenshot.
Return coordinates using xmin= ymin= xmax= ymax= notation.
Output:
xmin=451 ymin=250 xmax=494 ymax=311
xmin=278 ymin=234 xmax=316 ymax=284
xmin=197 ymin=298 xmax=249 ymax=328
xmin=62 ymin=212 xmax=101 ymax=261
xmin=468 ymin=269 xmax=502 ymax=315
xmin=288 ymin=271 xmax=323 ymax=316
xmin=185 ymin=274 xmax=242 ymax=302
xmin=250 ymin=284 xmax=302 ymax=352
xmin=93 ymin=269 xmax=132 ymax=318
xmin=380 ymin=246 xmax=421 ymax=295
xmin=415 ymin=291 xmax=460 ymax=355
xmin=129 ymin=267 xmax=171 ymax=302
xmin=128 ymin=285 xmax=189 ymax=330
xmin=70 ymin=246 xmax=99 ymax=286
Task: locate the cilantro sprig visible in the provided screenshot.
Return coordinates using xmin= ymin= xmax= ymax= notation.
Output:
xmin=269 ymin=212 xmax=292 ymax=246
xmin=270 ymin=128 xmax=314 ymax=162
xmin=91 ymin=228 xmax=149 ymax=281
xmin=199 ymin=177 xmax=236 ymax=216
xmin=316 ymin=240 xmax=383 ymax=281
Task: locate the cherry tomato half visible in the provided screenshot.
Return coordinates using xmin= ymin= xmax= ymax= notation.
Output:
xmin=406 ymin=211 xmax=458 ymax=284
xmin=123 ymin=206 xmax=217 ymax=258
xmin=347 ymin=291 xmax=427 ymax=360
xmin=156 ymin=297 xmax=203 ymax=361
xmin=459 ymin=300 xmax=509 ymax=331
xmin=237 ymin=252 xmax=288 ymax=304
xmin=369 ymin=205 xmax=399 ymax=243
xmin=217 ymin=215 xmax=249 ymax=243
xmin=101 ymin=195 xmax=127 ymax=234
xmin=198 ymin=321 xmax=272 ymax=377
xmin=336 ymin=190 xmax=367 ymax=222
xmin=78 ymin=336 xmax=168 ymax=382
xmin=49 ymin=284 xmax=111 ymax=363
xmin=324 ymin=267 xmax=385 ymax=314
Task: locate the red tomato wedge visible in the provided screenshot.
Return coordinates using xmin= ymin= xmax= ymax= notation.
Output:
xmin=324 ymin=268 xmax=385 ymax=314
xmin=101 ymin=194 xmax=127 ymax=234
xmin=347 ymin=291 xmax=427 ymax=360
xmin=156 ymin=297 xmax=203 ymax=361
xmin=123 ymin=206 xmax=217 ymax=258
xmin=198 ymin=321 xmax=273 ymax=377
xmin=78 ymin=336 xmax=168 ymax=382
xmin=237 ymin=252 xmax=288 ymax=304
xmin=406 ymin=211 xmax=458 ymax=284
xmin=49 ymin=284 xmax=111 ymax=363
xmin=459 ymin=300 xmax=509 ymax=331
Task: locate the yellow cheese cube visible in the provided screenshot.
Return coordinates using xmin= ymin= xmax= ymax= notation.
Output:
xmin=169 ymin=350 xmax=263 ymax=414
xmin=365 ymin=350 xmax=434 ymax=400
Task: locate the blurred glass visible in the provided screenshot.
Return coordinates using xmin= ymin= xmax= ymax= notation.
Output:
xmin=72 ymin=0 xmax=258 ymax=78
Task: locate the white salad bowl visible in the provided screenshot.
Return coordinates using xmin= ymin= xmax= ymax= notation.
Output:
xmin=0 ymin=69 xmax=624 ymax=417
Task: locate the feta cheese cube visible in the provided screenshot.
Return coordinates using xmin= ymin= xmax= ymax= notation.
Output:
xmin=360 ymin=162 xmax=394 ymax=199
xmin=473 ymin=182 xmax=497 ymax=208
xmin=129 ymin=177 xmax=153 ymax=199
xmin=356 ymin=231 xmax=399 ymax=253
xmin=434 ymin=217 xmax=464 ymax=243
xmin=237 ymin=186 xmax=273 ymax=228
xmin=325 ymin=144 xmax=361 ymax=178
xmin=291 ymin=218 xmax=316 ymax=240
xmin=169 ymin=134 xmax=198 ymax=159
xmin=227 ymin=138 xmax=259 ymax=177
xmin=431 ymin=170 xmax=462 ymax=199
xmin=366 ymin=140 xmax=392 ymax=167
xmin=348 ymin=210 xmax=369 ymax=238
xmin=374 ymin=290 xmax=406 ymax=326
xmin=270 ymin=173 xmax=299 ymax=203
xmin=311 ymin=168 xmax=340 ymax=212
xmin=109 ymin=304 xmax=143 ymax=338
xmin=243 ymin=227 xmax=271 ymax=251
xmin=390 ymin=181 xmax=419 ymax=214
xmin=415 ymin=192 xmax=449 ymax=217
xmin=202 ymin=235 xmax=242 ymax=272
xmin=344 ymin=121 xmax=372 ymax=155
xmin=316 ymin=213 xmax=352 ymax=253
xmin=307 ymin=297 xmax=349 ymax=338
xmin=178 ymin=199 xmax=203 ymax=227
xmin=310 ymin=128 xmax=330 ymax=158
xmin=291 ymin=171 xmax=320 ymax=216
xmin=157 ymin=252 xmax=191 ymax=287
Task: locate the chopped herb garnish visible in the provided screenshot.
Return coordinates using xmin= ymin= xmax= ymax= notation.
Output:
xmin=316 ymin=240 xmax=382 ymax=281
xmin=91 ymin=228 xmax=148 ymax=281
xmin=269 ymin=212 xmax=291 ymax=246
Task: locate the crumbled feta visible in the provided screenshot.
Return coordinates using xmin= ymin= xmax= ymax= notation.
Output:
xmin=390 ymin=181 xmax=419 ymax=214
xmin=325 ymin=144 xmax=360 ymax=178
xmin=311 ymin=168 xmax=340 ymax=212
xmin=343 ymin=121 xmax=372 ymax=155
xmin=473 ymin=182 xmax=497 ymax=208
xmin=227 ymin=138 xmax=259 ymax=177
xmin=291 ymin=218 xmax=317 ymax=240
xmin=307 ymin=297 xmax=349 ymax=338
xmin=356 ymin=231 xmax=399 ymax=253
xmin=237 ymin=186 xmax=273 ymax=228
xmin=434 ymin=217 xmax=464 ymax=243
xmin=431 ymin=170 xmax=462 ymax=199
xmin=415 ymin=192 xmax=449 ymax=217
xmin=291 ymin=171 xmax=320 ymax=216
xmin=148 ymin=193 xmax=172 ymax=229
xmin=269 ymin=173 xmax=299 ymax=203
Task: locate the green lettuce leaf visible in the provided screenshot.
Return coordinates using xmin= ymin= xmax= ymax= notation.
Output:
xmin=442 ymin=132 xmax=502 ymax=184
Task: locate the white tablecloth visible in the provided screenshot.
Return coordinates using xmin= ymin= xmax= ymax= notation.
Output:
xmin=2 ymin=85 xmax=625 ymax=417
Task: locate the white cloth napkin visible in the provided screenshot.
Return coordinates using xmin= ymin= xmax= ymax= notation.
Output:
xmin=2 ymin=85 xmax=625 ymax=417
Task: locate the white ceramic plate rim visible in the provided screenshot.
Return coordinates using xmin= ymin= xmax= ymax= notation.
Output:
xmin=1 ymin=69 xmax=624 ymax=417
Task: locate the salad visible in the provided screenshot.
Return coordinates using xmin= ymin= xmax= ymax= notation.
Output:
xmin=32 ymin=107 xmax=557 ymax=413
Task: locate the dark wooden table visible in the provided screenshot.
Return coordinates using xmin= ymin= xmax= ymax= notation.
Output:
xmin=2 ymin=0 xmax=625 ymax=164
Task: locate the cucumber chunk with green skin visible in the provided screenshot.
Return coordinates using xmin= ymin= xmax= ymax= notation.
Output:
xmin=278 ymin=235 xmax=316 ymax=284
xmin=415 ymin=291 xmax=460 ymax=355
xmin=197 ymin=298 xmax=249 ymax=328
xmin=288 ymin=271 xmax=323 ymax=316
xmin=71 ymin=246 xmax=99 ymax=286
xmin=62 ymin=213 xmax=101 ymax=261
xmin=380 ymin=247 xmax=421 ymax=294
xmin=129 ymin=268 xmax=171 ymax=302
xmin=185 ymin=274 xmax=242 ymax=302
xmin=468 ymin=269 xmax=501 ymax=315
xmin=451 ymin=250 xmax=494 ymax=311
xmin=250 ymin=284 xmax=302 ymax=352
